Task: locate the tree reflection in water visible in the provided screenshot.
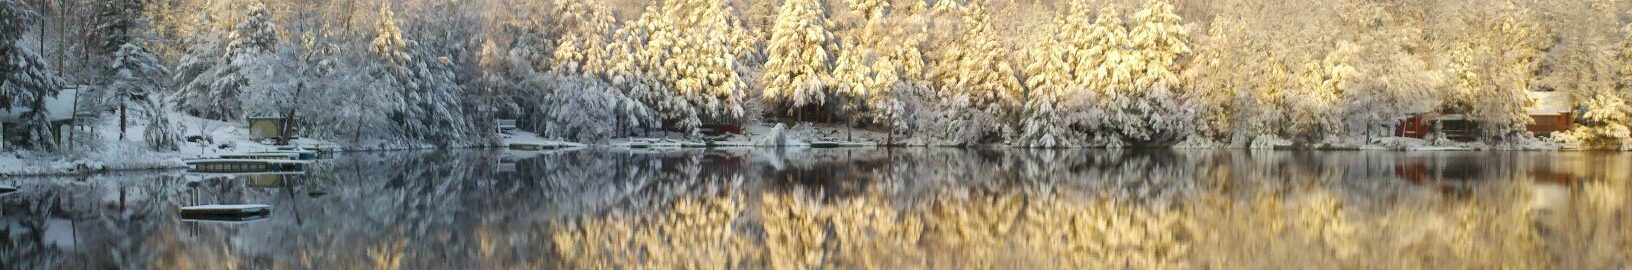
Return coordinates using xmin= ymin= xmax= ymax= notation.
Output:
xmin=1 ymin=149 xmax=1628 ymax=269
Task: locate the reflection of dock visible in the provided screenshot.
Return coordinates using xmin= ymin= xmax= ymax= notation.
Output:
xmin=185 ymin=159 xmax=309 ymax=173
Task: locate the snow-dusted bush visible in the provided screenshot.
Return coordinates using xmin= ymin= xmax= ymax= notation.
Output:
xmin=1557 ymin=93 xmax=1632 ymax=149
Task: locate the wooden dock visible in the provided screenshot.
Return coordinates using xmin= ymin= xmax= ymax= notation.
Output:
xmin=218 ymin=152 xmax=301 ymax=160
xmin=255 ymin=150 xmax=318 ymax=160
xmin=185 ymin=159 xmax=309 ymax=173
xmin=180 ymin=204 xmax=271 ymax=216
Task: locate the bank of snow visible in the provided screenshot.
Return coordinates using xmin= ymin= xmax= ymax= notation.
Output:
xmin=2 ymin=113 xmax=349 ymax=177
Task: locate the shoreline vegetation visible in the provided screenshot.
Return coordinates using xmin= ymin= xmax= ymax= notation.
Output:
xmin=6 ymin=0 xmax=1632 ymax=177
xmin=0 ymin=118 xmax=1601 ymax=178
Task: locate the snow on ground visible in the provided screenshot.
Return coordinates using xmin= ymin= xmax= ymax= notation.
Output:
xmin=1 ymin=112 xmax=349 ymax=177
xmin=503 ymin=130 xmax=586 ymax=149
xmin=590 ymin=123 xmax=888 ymax=149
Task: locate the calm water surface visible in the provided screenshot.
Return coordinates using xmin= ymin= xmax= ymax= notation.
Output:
xmin=2 ymin=149 xmax=1629 ymax=269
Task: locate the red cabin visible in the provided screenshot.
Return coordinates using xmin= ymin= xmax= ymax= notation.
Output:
xmin=1395 ymin=91 xmax=1574 ymax=140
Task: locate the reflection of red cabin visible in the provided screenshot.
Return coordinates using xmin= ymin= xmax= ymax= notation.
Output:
xmin=1395 ymin=91 xmax=1574 ymax=139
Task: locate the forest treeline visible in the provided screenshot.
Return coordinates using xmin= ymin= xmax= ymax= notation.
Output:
xmin=3 ymin=0 xmax=1631 ymax=150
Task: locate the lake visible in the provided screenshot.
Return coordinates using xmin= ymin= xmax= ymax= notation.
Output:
xmin=3 ymin=149 xmax=1629 ymax=269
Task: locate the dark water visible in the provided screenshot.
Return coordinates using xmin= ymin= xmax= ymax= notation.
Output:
xmin=2 ymin=149 xmax=1629 ymax=269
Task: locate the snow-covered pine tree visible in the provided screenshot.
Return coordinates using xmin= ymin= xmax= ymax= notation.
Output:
xmin=1555 ymin=14 xmax=1632 ymax=149
xmin=607 ymin=6 xmax=686 ymax=136
xmin=95 ymin=0 xmax=144 ymax=55
xmin=171 ymin=12 xmax=226 ymax=118
xmin=2 ymin=0 xmax=64 ymax=151
xmin=174 ymin=3 xmax=277 ymax=121
xmin=103 ymin=43 xmax=170 ymax=141
xmin=398 ymin=0 xmax=479 ymax=145
xmin=1237 ymin=46 xmax=1292 ymax=139
xmin=638 ymin=0 xmax=751 ymax=136
xmin=543 ymin=0 xmax=652 ymax=141
xmin=551 ymin=0 xmax=616 ymax=76
xmin=357 ymin=2 xmax=418 ymax=143
xmin=1283 ymin=45 xmax=1353 ymax=142
xmin=930 ymin=0 xmax=960 ymax=14
xmin=544 ymin=74 xmax=638 ymax=143
xmin=924 ymin=1 xmax=1023 ymax=145
xmin=1560 ymin=90 xmax=1631 ymax=149
xmin=122 ymin=41 xmax=184 ymax=152
xmin=825 ymin=0 xmax=929 ymax=142
xmin=1079 ymin=7 xmax=1138 ymax=144
xmin=1016 ymin=16 xmax=1077 ymax=148
xmin=1179 ymin=17 xmax=1241 ymax=140
xmin=761 ymin=0 xmax=834 ymax=119
xmin=1126 ymin=0 xmax=1191 ymax=142
xmin=141 ymin=98 xmax=181 ymax=151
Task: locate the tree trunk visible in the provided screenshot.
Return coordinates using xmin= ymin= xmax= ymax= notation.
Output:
xmin=846 ymin=118 xmax=853 ymax=142
xmin=118 ymin=103 xmax=127 ymax=140
xmin=886 ymin=125 xmax=894 ymax=147
xmin=280 ymin=82 xmax=307 ymax=146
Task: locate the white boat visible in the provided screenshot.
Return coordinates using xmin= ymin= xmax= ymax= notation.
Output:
xmin=0 ymin=184 xmax=16 ymax=193
xmin=180 ymin=204 xmax=272 ymax=216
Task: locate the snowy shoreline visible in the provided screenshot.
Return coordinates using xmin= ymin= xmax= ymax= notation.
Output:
xmin=8 ymin=122 xmax=1614 ymax=178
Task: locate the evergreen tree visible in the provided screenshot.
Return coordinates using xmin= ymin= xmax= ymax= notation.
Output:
xmin=1080 ymin=7 xmax=1138 ymax=144
xmin=95 ymin=0 xmax=145 ymax=54
xmin=614 ymin=0 xmax=751 ymax=136
xmin=103 ymin=43 xmax=169 ymax=141
xmin=551 ymin=0 xmax=616 ymax=76
xmin=607 ymin=7 xmax=685 ymax=135
xmin=174 ymin=4 xmax=277 ymax=120
xmin=1556 ymin=17 xmax=1632 ymax=149
xmin=1283 ymin=47 xmax=1352 ymax=141
xmin=1016 ymin=17 xmax=1077 ymax=147
xmin=925 ymin=1 xmax=1022 ymax=145
xmin=171 ymin=12 xmax=226 ymax=115
xmin=829 ymin=0 xmax=928 ymax=142
xmin=2 ymin=0 xmax=64 ymax=151
xmin=1124 ymin=0 xmax=1191 ymax=142
xmin=1179 ymin=18 xmax=1242 ymax=140
xmin=761 ymin=0 xmax=835 ymax=118
xmin=395 ymin=0 xmax=478 ymax=145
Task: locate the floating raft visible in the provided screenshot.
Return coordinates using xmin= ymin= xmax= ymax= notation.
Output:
xmin=180 ymin=204 xmax=271 ymax=217
xmin=185 ymin=159 xmax=309 ymax=173
xmin=181 ymin=214 xmax=270 ymax=223
xmin=0 ymin=185 xmax=16 ymax=193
